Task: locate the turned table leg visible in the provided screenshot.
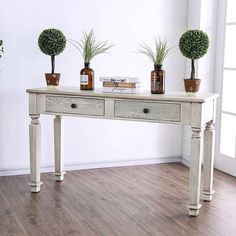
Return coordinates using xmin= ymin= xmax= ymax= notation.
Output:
xmin=54 ymin=115 xmax=65 ymax=181
xmin=202 ymin=121 xmax=215 ymax=201
xmin=29 ymin=115 xmax=42 ymax=192
xmin=188 ymin=127 xmax=203 ymax=216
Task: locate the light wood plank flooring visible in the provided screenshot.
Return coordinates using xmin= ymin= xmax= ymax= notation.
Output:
xmin=0 ymin=163 xmax=236 ymax=236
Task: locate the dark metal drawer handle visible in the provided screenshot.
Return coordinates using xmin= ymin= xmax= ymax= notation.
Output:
xmin=71 ymin=103 xmax=78 ymax=109
xmin=143 ymin=108 xmax=150 ymax=114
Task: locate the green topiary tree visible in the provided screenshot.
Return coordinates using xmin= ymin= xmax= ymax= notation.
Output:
xmin=38 ymin=28 xmax=66 ymax=74
xmin=179 ymin=30 xmax=209 ymax=80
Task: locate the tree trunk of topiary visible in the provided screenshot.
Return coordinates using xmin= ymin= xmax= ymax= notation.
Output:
xmin=51 ymin=55 xmax=55 ymax=74
xmin=191 ymin=59 xmax=195 ymax=80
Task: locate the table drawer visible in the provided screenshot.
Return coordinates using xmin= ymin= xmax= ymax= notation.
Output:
xmin=46 ymin=96 xmax=105 ymax=116
xmin=114 ymin=100 xmax=181 ymax=122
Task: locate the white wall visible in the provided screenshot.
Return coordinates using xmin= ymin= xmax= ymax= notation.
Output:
xmin=0 ymin=0 xmax=187 ymax=175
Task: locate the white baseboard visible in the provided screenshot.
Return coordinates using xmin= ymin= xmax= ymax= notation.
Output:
xmin=181 ymin=154 xmax=208 ymax=169
xmin=181 ymin=154 xmax=190 ymax=167
xmin=0 ymin=155 xmax=181 ymax=177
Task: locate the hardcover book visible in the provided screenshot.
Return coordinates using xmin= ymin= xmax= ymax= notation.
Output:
xmin=100 ymin=76 xmax=140 ymax=83
xmin=102 ymin=87 xmax=141 ymax=94
xmin=103 ymin=81 xmax=141 ymax=88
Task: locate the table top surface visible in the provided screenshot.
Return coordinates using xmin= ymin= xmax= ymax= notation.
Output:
xmin=27 ymin=87 xmax=219 ymax=103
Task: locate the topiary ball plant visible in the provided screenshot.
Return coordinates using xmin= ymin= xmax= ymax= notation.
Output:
xmin=179 ymin=30 xmax=209 ymax=80
xmin=38 ymin=28 xmax=66 ymax=74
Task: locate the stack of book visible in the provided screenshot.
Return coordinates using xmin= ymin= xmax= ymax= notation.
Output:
xmin=100 ymin=77 xmax=141 ymax=94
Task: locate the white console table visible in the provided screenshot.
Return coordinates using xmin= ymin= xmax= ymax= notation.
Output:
xmin=27 ymin=87 xmax=218 ymax=216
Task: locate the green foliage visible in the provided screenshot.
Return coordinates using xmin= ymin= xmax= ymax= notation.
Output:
xmin=138 ymin=37 xmax=171 ymax=65
xmin=0 ymin=40 xmax=3 ymax=59
xmin=38 ymin=29 xmax=66 ymax=56
xmin=68 ymin=29 xmax=113 ymax=63
xmin=179 ymin=30 xmax=209 ymax=60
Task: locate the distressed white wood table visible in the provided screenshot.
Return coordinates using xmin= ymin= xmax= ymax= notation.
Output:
xmin=27 ymin=87 xmax=218 ymax=216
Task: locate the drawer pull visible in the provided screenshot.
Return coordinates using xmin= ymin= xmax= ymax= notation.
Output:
xmin=71 ymin=103 xmax=78 ymax=109
xmin=143 ymin=108 xmax=150 ymax=114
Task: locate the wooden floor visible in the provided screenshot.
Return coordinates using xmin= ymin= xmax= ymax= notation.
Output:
xmin=0 ymin=163 xmax=236 ymax=236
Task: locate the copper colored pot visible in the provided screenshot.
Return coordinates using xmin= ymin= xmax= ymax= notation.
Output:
xmin=184 ymin=79 xmax=201 ymax=93
xmin=45 ymin=73 xmax=60 ymax=86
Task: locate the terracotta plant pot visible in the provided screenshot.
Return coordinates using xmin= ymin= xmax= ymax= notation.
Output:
xmin=45 ymin=73 xmax=60 ymax=86
xmin=184 ymin=79 xmax=201 ymax=93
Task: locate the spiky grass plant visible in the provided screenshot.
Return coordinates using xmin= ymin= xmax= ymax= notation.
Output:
xmin=68 ymin=29 xmax=113 ymax=63
xmin=138 ymin=37 xmax=171 ymax=65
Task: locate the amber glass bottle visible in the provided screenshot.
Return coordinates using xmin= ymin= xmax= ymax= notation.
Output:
xmin=151 ymin=64 xmax=165 ymax=94
xmin=80 ymin=63 xmax=94 ymax=90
